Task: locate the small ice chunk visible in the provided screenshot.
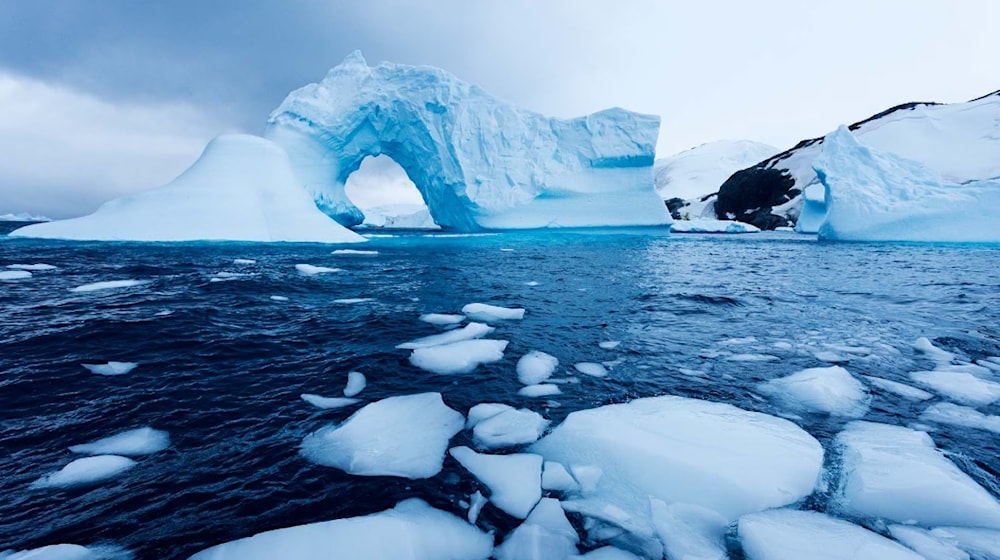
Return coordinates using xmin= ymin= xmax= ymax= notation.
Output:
xmin=397 ymin=322 xmax=495 ymax=350
xmin=517 ymin=351 xmax=559 ymax=385
xmin=294 ymin=264 xmax=341 ymax=275
xmin=419 ymin=313 xmax=465 ymax=326
xmin=920 ymin=402 xmax=1000 ymax=434
xmin=188 ymin=498 xmax=493 ymax=560
xmin=494 ymin=498 xmax=579 ymax=560
xmin=468 ymin=490 xmax=488 ymax=525
xmin=31 ymin=455 xmax=136 ymax=489
xmin=81 ymin=362 xmax=138 ymax=376
xmin=449 ymin=446 xmax=543 ymax=519
xmin=462 ymin=303 xmax=525 ymax=322
xmin=738 ymin=509 xmax=923 ymax=560
xmin=301 ymin=393 xmax=463 ymax=479
xmin=154 ymin=310 xmax=173 ymax=316
xmin=332 ymin=298 xmax=373 ymax=304
xmin=331 ymin=249 xmax=379 ymax=255
xmin=834 ymin=421 xmax=1000 ymax=528
xmin=650 ymin=499 xmax=728 ymax=560
xmin=500 ymin=248 xmax=515 ymax=252
xmin=524 ymin=281 xmax=540 ymax=287
xmin=343 ymin=371 xmax=366 ymax=397
xmin=888 ymin=525 xmax=970 ymax=560
xmin=466 ymin=403 xmax=515 ymax=429
xmin=473 ymin=408 xmax=549 ymax=449
xmin=269 ymin=295 xmax=289 ymax=301
xmin=862 ymin=375 xmax=934 ymax=400
xmin=759 ymin=365 xmax=870 ymax=418
xmin=932 ymin=527 xmax=1000 ymax=560
xmin=726 ymin=353 xmax=780 ymax=362
xmin=6 ymin=263 xmax=56 ymax=271
xmin=542 ymin=461 xmax=579 ymax=493
xmin=409 ymin=339 xmax=508 ymax=374
xmin=773 ymin=341 xmax=794 ymax=350
xmin=69 ymin=427 xmax=169 ymax=456
xmin=69 ymin=280 xmax=143 ymax=292
xmin=574 ymin=362 xmax=608 ymax=377
xmin=580 ymin=547 xmax=642 ymax=560
xmin=0 ymin=270 xmax=32 ymax=280
xmin=519 ymin=384 xmax=562 ymax=398
xmin=300 ymin=394 xmax=361 ymax=410
xmin=910 ymin=367 xmax=1000 ymax=406
xmin=233 ymin=258 xmax=256 ymax=264
xmin=209 ymin=271 xmax=250 ymax=282
xmin=914 ymin=337 xmax=956 ymax=364
xmin=598 ymin=341 xmax=621 ymax=350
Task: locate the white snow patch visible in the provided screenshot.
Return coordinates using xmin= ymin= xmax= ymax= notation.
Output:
xmin=517 ymin=351 xmax=559 ymax=385
xmin=449 ymin=446 xmax=542 ymax=519
xmin=759 ymin=365 xmax=870 ymax=418
xmin=343 ymin=371 xmax=366 ymax=397
xmin=862 ymin=375 xmax=934 ymax=400
xmin=69 ymin=427 xmax=169 ymax=456
xmin=69 ymin=280 xmax=144 ymax=293
xmin=81 ymin=362 xmax=138 ymax=376
xmin=409 ymin=339 xmax=508 ymax=375
xmin=31 ymin=455 xmax=136 ymax=489
xmin=461 ymin=303 xmax=525 ymax=322
xmin=300 ymin=394 xmax=361 ymax=410
xmin=472 ymin=408 xmax=549 ymax=450
xmin=397 ymin=322 xmax=495 ymax=350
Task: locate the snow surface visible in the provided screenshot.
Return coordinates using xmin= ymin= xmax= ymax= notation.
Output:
xmin=0 ymin=270 xmax=31 ymax=281
xmin=461 ymin=303 xmax=525 ymax=322
xmin=654 ymin=139 xmax=777 ymax=201
xmin=300 ymin=393 xmax=463 ymax=479
xmin=69 ymin=280 xmax=143 ymax=293
xmin=300 ymin=394 xmax=361 ymax=410
xmin=11 ymin=135 xmax=366 ymax=243
xmin=920 ymin=402 xmax=1000 ymax=434
xmin=813 ymin=126 xmax=1000 ymax=242
xmin=343 ymin=371 xmax=366 ymax=397
xmin=69 ymin=427 xmax=169 ymax=456
xmin=834 ymin=421 xmax=1000 ymax=528
xmin=472 ymin=408 xmax=549 ymax=450
xmin=493 ymin=498 xmax=579 ymax=560
xmin=758 ymin=365 xmax=870 ymax=417
xmin=188 ymin=498 xmax=492 ymax=560
xmin=81 ymin=362 xmax=137 ymax=376
xmin=669 ymin=219 xmax=760 ymax=234
xmin=530 ymin=396 xmax=823 ymax=523
xmin=396 ymin=322 xmax=494 ymax=349
xmin=408 ymin=339 xmax=508 ymax=375
xmin=516 ymin=351 xmax=559 ymax=385
xmin=449 ymin=446 xmax=542 ymax=519
xmin=738 ymin=509 xmax=923 ymax=560
xmin=266 ymin=51 xmax=668 ymax=231
xmin=31 ymin=455 xmax=136 ymax=488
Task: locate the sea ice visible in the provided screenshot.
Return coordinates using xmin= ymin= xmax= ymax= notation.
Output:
xmin=294 ymin=264 xmax=340 ymax=275
xmin=188 ymin=498 xmax=492 ymax=560
xmin=834 ymin=421 xmax=1000 ymax=528
xmin=542 ymin=461 xmax=580 ymax=493
xmin=574 ymin=362 xmax=608 ymax=377
xmin=467 ymin=490 xmax=488 ymax=524
xmin=233 ymin=259 xmax=256 ymax=264
xmin=726 ymin=353 xmax=780 ymax=362
xmin=493 ymin=498 xmax=579 ymax=560
xmin=31 ymin=455 xmax=136 ymax=489
xmin=6 ymin=263 xmax=56 ymax=271
xmin=738 ymin=509 xmax=923 ymax=560
xmin=301 ymin=393 xmax=463 ymax=478
xmin=466 ymin=403 xmax=515 ymax=429
xmin=461 ymin=303 xmax=525 ymax=322
xmin=910 ymin=367 xmax=1000 ymax=406
xmin=343 ymin=371 xmax=366 ymax=397
xmin=516 ymin=351 xmax=559 ymax=385
xmin=69 ymin=427 xmax=169 ymax=456
xmin=449 ymin=446 xmax=543 ymax=519
xmin=932 ymin=527 xmax=1000 ymax=560
xmin=332 ymin=249 xmax=379 ymax=255
xmin=409 ymin=339 xmax=508 ymax=375
xmin=650 ymin=500 xmax=728 ymax=560
xmin=518 ymin=384 xmax=562 ymax=398
xmin=888 ymin=525 xmax=970 ymax=560
xmin=0 ymin=270 xmax=31 ymax=281
xmin=598 ymin=341 xmax=621 ymax=350
xmin=472 ymin=408 xmax=549 ymax=450
xmin=862 ymin=375 xmax=934 ymax=400
xmin=920 ymin=402 xmax=1000 ymax=434
xmin=269 ymin=295 xmax=289 ymax=302
xmin=333 ymin=298 xmax=372 ymax=304
xmin=69 ymin=280 xmax=143 ymax=293
xmin=300 ymin=394 xmax=361 ymax=410
xmin=579 ymin=547 xmax=642 ymax=560
xmin=81 ymin=362 xmax=138 ymax=376
xmin=914 ymin=337 xmax=957 ymax=364
xmin=397 ymin=322 xmax=495 ymax=349
xmin=530 ymin=396 xmax=823 ymax=523
xmin=669 ymin=219 xmax=760 ymax=234
xmin=419 ymin=313 xmax=465 ymax=326
xmin=0 ymin=544 xmax=132 ymax=560
xmin=758 ymin=365 xmax=870 ymax=418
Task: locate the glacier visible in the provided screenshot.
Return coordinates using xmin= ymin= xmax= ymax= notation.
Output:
xmin=10 ymin=135 xmax=365 ymax=243
xmin=814 ymin=126 xmax=1000 ymax=242
xmin=265 ymin=51 xmax=669 ymax=230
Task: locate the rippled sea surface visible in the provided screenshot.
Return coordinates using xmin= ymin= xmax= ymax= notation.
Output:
xmin=2 ymin=227 xmax=1000 ymax=558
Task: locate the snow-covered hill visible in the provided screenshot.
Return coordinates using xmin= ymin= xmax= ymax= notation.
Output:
xmin=654 ymin=140 xmax=777 ymax=202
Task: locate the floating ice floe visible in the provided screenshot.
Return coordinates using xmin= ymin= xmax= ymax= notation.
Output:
xmin=69 ymin=427 xmax=169 ymax=456
xmin=542 ymin=461 xmax=579 ymax=493
xmin=419 ymin=313 xmax=465 ymax=326
xmin=579 ymin=547 xmax=642 ymax=560
xmin=69 ymin=280 xmax=144 ymax=293
xmin=813 ymin=350 xmax=849 ymax=363
xmin=333 ymin=298 xmax=373 ymax=304
xmin=301 ymin=393 xmax=463 ymax=479
xmin=461 ymin=303 xmax=525 ymax=322
xmin=0 ymin=543 xmax=133 ymax=560
xmin=834 ymin=421 xmax=1000 ymax=528
xmin=467 ymin=490 xmax=488 ymax=524
xmin=466 ymin=403 xmax=515 ymax=429
xmin=887 ymin=525 xmax=971 ymax=560
xmin=31 ymin=455 xmax=136 ymax=489
xmin=519 ymin=384 xmax=562 ymax=398
xmin=494 ymin=498 xmax=579 ymax=560
xmin=332 ymin=249 xmax=379 ymax=255
xmin=862 ymin=375 xmax=934 ymax=401
xmin=530 ymin=396 xmax=824 ymax=523
xmin=0 ymin=270 xmax=32 ymax=281
xmin=233 ymin=258 xmax=256 ymax=265
xmin=574 ymin=362 xmax=608 ymax=377
xmin=650 ymin=500 xmax=728 ymax=560
xmin=409 ymin=339 xmax=508 ymax=375
xmin=209 ymin=272 xmax=251 ymax=282
xmin=517 ymin=351 xmax=559 ymax=385
xmin=6 ymin=263 xmax=57 ymax=271
xmin=669 ymin=219 xmax=760 ymax=234
xmin=449 ymin=446 xmax=542 ymax=519
xmin=343 ymin=371 xmax=366 ymax=397
xmin=598 ymin=341 xmax=621 ymax=350
xmin=738 ymin=509 xmax=923 ymax=560
xmin=269 ymin=295 xmax=289 ymax=302
xmin=931 ymin=527 xmax=1000 ymax=559
xmin=472 ymin=408 xmax=549 ymax=450
xmin=300 ymin=394 xmax=361 ymax=410
xmin=81 ymin=362 xmax=138 ymax=376
xmin=397 ymin=322 xmax=495 ymax=350
xmin=294 ymin=264 xmax=341 ymax=275
xmin=726 ymin=353 xmax=780 ymax=362
xmin=914 ymin=337 xmax=957 ymax=364
xmin=524 ymin=281 xmax=540 ymax=287
xmin=920 ymin=402 xmax=1000 ymax=434
xmin=188 ymin=498 xmax=492 ymax=560
xmin=910 ymin=365 xmax=1000 ymax=406
xmin=758 ymin=365 xmax=870 ymax=418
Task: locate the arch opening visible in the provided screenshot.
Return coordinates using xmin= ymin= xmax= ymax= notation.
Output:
xmin=344 ymin=155 xmax=438 ymax=229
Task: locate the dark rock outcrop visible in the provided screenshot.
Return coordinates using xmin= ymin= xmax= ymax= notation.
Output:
xmin=714 ymin=167 xmax=797 ymax=229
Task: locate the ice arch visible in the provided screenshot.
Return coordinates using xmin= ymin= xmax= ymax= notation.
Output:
xmin=265 ymin=51 xmax=669 ymax=231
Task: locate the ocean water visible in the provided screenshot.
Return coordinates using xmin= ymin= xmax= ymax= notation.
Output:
xmin=2 ymin=228 xmax=999 ymax=558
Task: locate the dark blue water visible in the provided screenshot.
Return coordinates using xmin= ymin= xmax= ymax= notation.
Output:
xmin=2 ymin=228 xmax=999 ymax=558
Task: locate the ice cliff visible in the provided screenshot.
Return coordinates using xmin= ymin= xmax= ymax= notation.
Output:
xmin=266 ymin=51 xmax=669 ymax=230
xmin=814 ymin=126 xmax=1000 ymax=242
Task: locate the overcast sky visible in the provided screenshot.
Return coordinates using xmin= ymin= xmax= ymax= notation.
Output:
xmin=1 ymin=0 xmax=997 ymax=218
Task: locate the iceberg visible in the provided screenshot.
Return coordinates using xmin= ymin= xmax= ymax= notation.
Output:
xmin=654 ymin=140 xmax=778 ymax=201
xmin=813 ymin=126 xmax=1000 ymax=242
xmin=11 ymin=135 xmax=366 ymax=243
xmin=300 ymin=393 xmax=463 ymax=479
xmin=265 ymin=51 xmax=669 ymax=231
xmin=188 ymin=498 xmax=492 ymax=560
